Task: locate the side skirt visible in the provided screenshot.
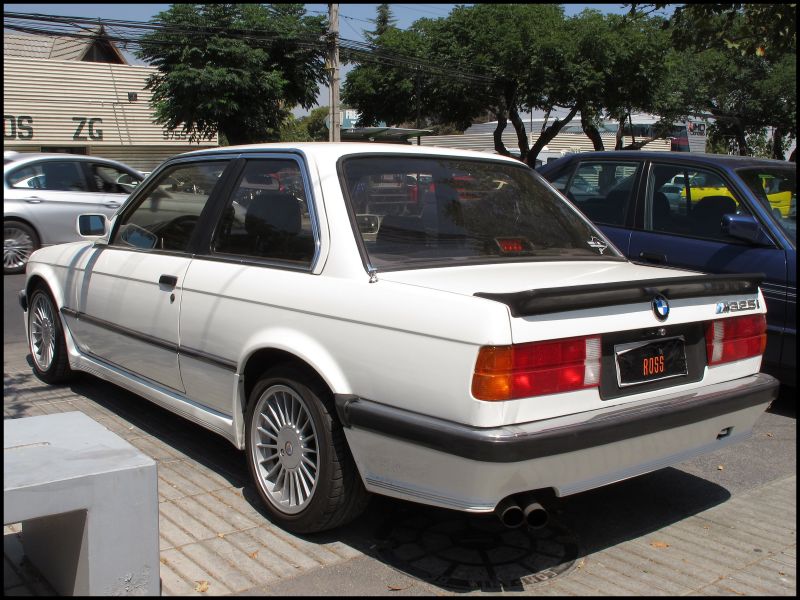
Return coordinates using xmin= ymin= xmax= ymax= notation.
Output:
xmin=73 ymin=350 xmax=240 ymax=448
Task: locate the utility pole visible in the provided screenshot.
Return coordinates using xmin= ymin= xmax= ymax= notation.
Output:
xmin=327 ymin=3 xmax=341 ymax=142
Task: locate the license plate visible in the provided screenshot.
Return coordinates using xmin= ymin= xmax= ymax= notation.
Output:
xmin=614 ymin=336 xmax=688 ymax=387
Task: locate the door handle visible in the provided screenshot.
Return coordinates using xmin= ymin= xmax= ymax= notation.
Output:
xmin=24 ymin=197 xmax=43 ymax=203
xmin=158 ymin=275 xmax=178 ymax=288
xmin=104 ymin=201 xmax=121 ymax=208
xmin=639 ymin=251 xmax=667 ymax=264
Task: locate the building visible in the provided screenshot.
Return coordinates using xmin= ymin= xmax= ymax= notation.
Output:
xmin=3 ymin=29 xmax=218 ymax=172
xmin=420 ymin=109 xmax=709 ymax=166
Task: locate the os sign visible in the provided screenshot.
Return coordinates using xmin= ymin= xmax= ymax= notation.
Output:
xmin=4 ymin=115 xmax=104 ymax=141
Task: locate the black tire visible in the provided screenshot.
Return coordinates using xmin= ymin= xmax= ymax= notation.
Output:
xmin=4 ymin=220 xmax=40 ymax=275
xmin=27 ymin=283 xmax=73 ymax=384
xmin=245 ymin=364 xmax=369 ymax=533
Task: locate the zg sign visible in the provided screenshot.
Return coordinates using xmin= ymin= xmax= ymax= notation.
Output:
xmin=4 ymin=115 xmax=104 ymax=141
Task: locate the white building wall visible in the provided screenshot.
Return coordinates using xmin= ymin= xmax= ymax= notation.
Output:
xmin=3 ymin=55 xmax=218 ymax=171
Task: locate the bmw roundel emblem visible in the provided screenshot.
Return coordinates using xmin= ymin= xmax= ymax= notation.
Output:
xmin=652 ymin=295 xmax=670 ymax=321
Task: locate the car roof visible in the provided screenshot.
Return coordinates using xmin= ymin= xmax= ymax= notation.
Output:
xmin=539 ymin=151 xmax=792 ymax=172
xmin=172 ymin=142 xmax=529 ymax=166
xmin=3 ymin=152 xmax=143 ymax=174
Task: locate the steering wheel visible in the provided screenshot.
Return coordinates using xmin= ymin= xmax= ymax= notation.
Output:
xmin=159 ymin=215 xmax=199 ymax=250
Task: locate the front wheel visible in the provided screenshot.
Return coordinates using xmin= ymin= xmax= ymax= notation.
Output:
xmin=245 ymin=365 xmax=368 ymax=533
xmin=27 ymin=284 xmax=73 ymax=384
xmin=4 ymin=220 xmax=39 ymax=275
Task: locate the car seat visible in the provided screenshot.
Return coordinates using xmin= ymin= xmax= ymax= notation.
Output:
xmin=690 ymin=195 xmax=736 ymax=238
xmin=652 ymin=191 xmax=672 ymax=231
xmin=244 ymin=190 xmax=303 ymax=258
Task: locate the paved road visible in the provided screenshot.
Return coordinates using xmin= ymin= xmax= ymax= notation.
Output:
xmin=4 ymin=272 xmax=796 ymax=595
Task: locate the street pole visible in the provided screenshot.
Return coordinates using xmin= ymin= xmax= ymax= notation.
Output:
xmin=328 ymin=3 xmax=340 ymax=142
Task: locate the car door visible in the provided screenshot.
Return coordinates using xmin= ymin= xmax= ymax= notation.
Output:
xmin=178 ymin=154 xmax=320 ymax=416
xmin=4 ymin=159 xmax=104 ymax=245
xmin=628 ymin=161 xmax=787 ymax=368
xmin=68 ymin=158 xmax=234 ymax=393
xmin=552 ymin=158 xmax=643 ymax=255
xmin=82 ymin=160 xmax=143 ymax=214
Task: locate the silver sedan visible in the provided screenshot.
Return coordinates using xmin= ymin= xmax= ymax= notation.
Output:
xmin=4 ymin=152 xmax=143 ymax=274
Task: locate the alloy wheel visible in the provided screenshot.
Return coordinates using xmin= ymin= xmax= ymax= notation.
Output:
xmin=4 ymin=224 xmax=35 ymax=271
xmin=29 ymin=292 xmax=57 ymax=372
xmin=251 ymin=384 xmax=319 ymax=514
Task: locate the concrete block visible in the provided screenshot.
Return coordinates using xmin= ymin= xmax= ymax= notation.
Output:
xmin=4 ymin=412 xmax=160 ymax=595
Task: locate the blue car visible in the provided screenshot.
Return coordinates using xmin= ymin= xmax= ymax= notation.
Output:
xmin=538 ymin=151 xmax=796 ymax=387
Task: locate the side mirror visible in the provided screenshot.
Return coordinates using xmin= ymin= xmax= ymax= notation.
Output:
xmin=77 ymin=214 xmax=108 ymax=237
xmin=721 ymin=214 xmax=772 ymax=245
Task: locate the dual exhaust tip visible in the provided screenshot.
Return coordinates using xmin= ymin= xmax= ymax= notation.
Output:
xmin=495 ymin=493 xmax=549 ymax=529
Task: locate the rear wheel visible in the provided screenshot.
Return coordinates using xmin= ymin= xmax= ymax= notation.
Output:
xmin=245 ymin=365 xmax=369 ymax=533
xmin=4 ymin=220 xmax=39 ymax=275
xmin=27 ymin=284 xmax=73 ymax=384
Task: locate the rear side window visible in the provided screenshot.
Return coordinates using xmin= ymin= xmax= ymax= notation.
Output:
xmin=340 ymin=155 xmax=619 ymax=270
xmin=112 ymin=161 xmax=228 ymax=252
xmin=212 ymin=159 xmax=316 ymax=266
xmin=9 ymin=161 xmax=88 ymax=192
xmin=564 ymin=161 xmax=640 ymax=226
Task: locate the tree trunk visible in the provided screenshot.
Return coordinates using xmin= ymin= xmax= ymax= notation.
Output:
xmin=493 ymin=113 xmax=511 ymax=157
xmin=508 ymin=107 xmax=530 ymax=162
xmin=581 ymin=110 xmax=605 ymax=151
xmin=525 ymin=105 xmax=580 ymax=168
xmin=614 ymin=111 xmax=627 ymax=150
xmin=771 ymin=126 xmax=785 ymax=160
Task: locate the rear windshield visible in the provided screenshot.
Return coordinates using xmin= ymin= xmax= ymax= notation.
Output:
xmin=340 ymin=155 xmax=620 ymax=270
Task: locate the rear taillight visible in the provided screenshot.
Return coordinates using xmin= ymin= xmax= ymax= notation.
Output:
xmin=472 ymin=336 xmax=601 ymax=401
xmin=705 ymin=314 xmax=766 ymax=366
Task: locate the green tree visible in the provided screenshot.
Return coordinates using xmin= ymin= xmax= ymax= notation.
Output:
xmin=632 ymin=3 xmax=796 ymax=158
xmin=643 ymin=3 xmax=797 ymax=58
xmin=136 ymin=3 xmax=326 ymax=145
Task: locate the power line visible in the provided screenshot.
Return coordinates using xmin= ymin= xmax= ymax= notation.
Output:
xmin=3 ymin=11 xmax=498 ymax=85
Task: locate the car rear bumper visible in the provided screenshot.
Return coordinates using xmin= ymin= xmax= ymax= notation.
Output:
xmin=336 ymin=373 xmax=778 ymax=511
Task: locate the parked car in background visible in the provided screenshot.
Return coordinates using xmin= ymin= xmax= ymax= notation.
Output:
xmin=538 ymin=151 xmax=796 ymax=386
xmin=21 ymin=143 xmax=778 ymax=534
xmin=4 ymin=152 xmax=144 ymax=274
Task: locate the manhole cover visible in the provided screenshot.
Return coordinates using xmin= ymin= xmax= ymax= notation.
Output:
xmin=375 ymin=506 xmax=580 ymax=592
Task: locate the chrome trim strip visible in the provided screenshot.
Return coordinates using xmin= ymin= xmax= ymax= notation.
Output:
xmin=62 ymin=307 xmax=177 ymax=353
xmin=61 ymin=307 xmax=237 ymax=372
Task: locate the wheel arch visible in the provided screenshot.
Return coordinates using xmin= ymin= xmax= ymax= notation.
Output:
xmin=5 ymin=215 xmax=41 ymax=242
xmin=241 ymin=346 xmax=341 ymax=414
xmin=25 ymin=266 xmax=67 ymax=311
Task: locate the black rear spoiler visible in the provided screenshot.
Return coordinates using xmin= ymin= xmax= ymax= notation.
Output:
xmin=474 ymin=273 xmax=764 ymax=318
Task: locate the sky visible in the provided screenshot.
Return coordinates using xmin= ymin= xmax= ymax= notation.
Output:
xmin=4 ymin=3 xmax=640 ymax=115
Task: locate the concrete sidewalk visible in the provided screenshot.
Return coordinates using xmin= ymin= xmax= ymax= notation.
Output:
xmin=4 ymin=361 xmax=796 ymax=596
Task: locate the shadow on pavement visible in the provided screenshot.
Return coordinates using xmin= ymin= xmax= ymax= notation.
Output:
xmin=7 ymin=364 xmax=739 ymax=594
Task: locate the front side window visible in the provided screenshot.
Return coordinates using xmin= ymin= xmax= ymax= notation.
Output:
xmin=563 ymin=161 xmax=640 ymax=226
xmin=736 ymin=166 xmax=796 ymax=244
xmin=111 ymin=161 xmax=228 ymax=252
xmin=89 ymin=163 xmax=142 ymax=194
xmin=340 ymin=155 xmax=620 ymax=270
xmin=648 ymin=164 xmax=748 ymax=241
xmin=212 ymin=159 xmax=316 ymax=266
